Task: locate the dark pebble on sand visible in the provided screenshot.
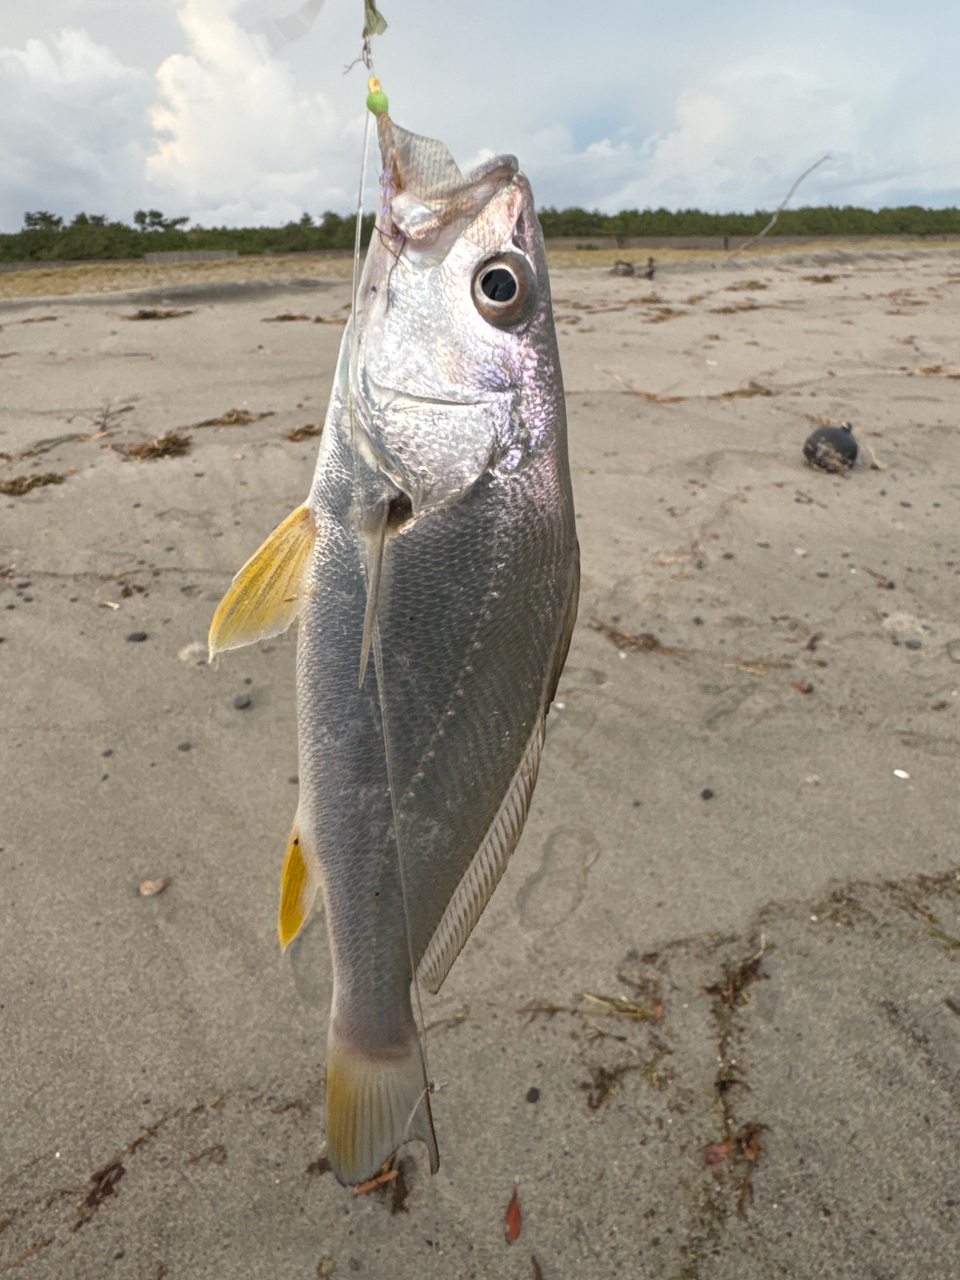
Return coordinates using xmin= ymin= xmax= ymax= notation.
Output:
xmin=526 ymin=1088 xmax=541 ymax=1103
xmin=234 ymin=693 xmax=252 ymax=710
xmin=6 ymin=604 xmax=15 ymax=610
xmin=905 ymin=638 xmax=922 ymax=650
xmin=701 ymin=788 xmax=715 ymax=800
xmin=289 ymin=775 xmax=299 ymax=784
xmin=16 ymin=581 xmax=30 ymax=589
xmin=178 ymin=742 xmax=192 ymax=751
xmin=102 ymin=749 xmax=113 ymax=757
xmin=127 ymin=631 xmax=148 ymax=642
xmin=693 ymin=616 xmax=704 ymax=625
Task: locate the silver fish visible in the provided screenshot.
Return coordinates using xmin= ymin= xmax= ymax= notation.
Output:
xmin=209 ymin=104 xmax=579 ymax=1185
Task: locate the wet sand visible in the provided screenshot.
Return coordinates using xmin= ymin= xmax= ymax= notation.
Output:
xmin=2 ymin=243 xmax=960 ymax=1277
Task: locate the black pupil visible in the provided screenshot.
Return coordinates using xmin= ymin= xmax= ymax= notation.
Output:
xmin=480 ymin=267 xmax=517 ymax=303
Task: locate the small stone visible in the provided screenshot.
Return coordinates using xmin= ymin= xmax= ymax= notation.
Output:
xmin=701 ymin=788 xmax=715 ymax=800
xmin=526 ymin=1087 xmax=541 ymax=1103
xmin=126 ymin=631 xmax=148 ymax=642
xmin=102 ymin=749 xmax=114 ymax=757
xmin=904 ymin=638 xmax=922 ymax=650
xmin=816 ymin=571 xmax=830 ymax=578
xmin=177 ymin=742 xmax=192 ymax=752
xmin=234 ymin=693 xmax=252 ymax=710
xmin=289 ymin=775 xmax=299 ymax=784
xmin=139 ymin=877 xmax=171 ymax=897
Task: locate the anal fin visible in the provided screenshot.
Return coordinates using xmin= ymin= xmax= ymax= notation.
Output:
xmin=208 ymin=504 xmax=316 ymax=658
xmin=417 ymin=715 xmax=546 ymax=995
xmin=279 ymin=815 xmax=322 ymax=950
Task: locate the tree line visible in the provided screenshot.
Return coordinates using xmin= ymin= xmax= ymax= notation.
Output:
xmin=3 ymin=204 xmax=959 ymax=262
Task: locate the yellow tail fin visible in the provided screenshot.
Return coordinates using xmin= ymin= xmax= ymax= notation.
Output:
xmin=208 ymin=504 xmax=316 ymax=658
xmin=325 ymin=1028 xmax=439 ymax=1186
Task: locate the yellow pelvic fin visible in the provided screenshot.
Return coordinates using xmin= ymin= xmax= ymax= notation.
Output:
xmin=325 ymin=1029 xmax=439 ymax=1186
xmin=208 ymin=504 xmax=316 ymax=659
xmin=278 ymin=817 xmax=321 ymax=950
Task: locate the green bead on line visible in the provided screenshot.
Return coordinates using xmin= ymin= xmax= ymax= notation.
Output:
xmin=366 ymin=90 xmax=389 ymax=116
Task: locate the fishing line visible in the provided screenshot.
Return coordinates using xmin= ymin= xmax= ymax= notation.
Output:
xmin=346 ymin=49 xmax=435 ymax=1107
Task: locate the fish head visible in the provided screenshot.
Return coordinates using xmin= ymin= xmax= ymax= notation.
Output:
xmin=348 ymin=115 xmax=561 ymax=512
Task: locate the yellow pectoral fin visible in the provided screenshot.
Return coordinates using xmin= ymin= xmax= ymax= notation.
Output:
xmin=208 ymin=504 xmax=316 ymax=659
xmin=279 ymin=818 xmax=321 ymax=950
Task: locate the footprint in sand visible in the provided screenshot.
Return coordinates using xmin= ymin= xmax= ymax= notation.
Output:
xmin=516 ymin=827 xmax=601 ymax=932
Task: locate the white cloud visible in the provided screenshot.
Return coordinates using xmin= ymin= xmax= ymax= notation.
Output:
xmin=2 ymin=2 xmax=960 ymax=232
xmin=0 ymin=28 xmax=152 ymax=228
xmin=147 ymin=0 xmax=356 ymax=225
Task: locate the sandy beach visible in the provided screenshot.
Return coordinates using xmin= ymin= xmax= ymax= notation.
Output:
xmin=2 ymin=241 xmax=960 ymax=1277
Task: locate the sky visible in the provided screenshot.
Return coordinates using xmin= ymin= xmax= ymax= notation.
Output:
xmin=1 ymin=0 xmax=959 ymax=231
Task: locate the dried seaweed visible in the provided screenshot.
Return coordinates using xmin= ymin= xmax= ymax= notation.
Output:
xmin=286 ymin=424 xmax=323 ymax=442
xmin=192 ymin=408 xmax=274 ymax=428
xmin=0 ymin=472 xmax=65 ymax=496
xmin=113 ymin=431 xmax=192 ymax=460
xmin=589 ymin=617 xmax=686 ymax=658
xmin=123 ymin=308 xmax=193 ymax=320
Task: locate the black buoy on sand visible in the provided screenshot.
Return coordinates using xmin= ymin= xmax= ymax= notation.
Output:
xmin=803 ymin=422 xmax=858 ymax=473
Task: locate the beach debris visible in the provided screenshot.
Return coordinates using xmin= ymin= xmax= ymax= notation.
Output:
xmin=123 ymin=308 xmax=193 ymax=321
xmin=805 ymin=631 xmax=824 ymax=652
xmin=862 ymin=567 xmax=895 ymax=589
xmin=113 ymin=431 xmax=192 ymax=460
xmin=893 ymin=769 xmax=910 ymax=779
xmin=581 ymin=1062 xmax=641 ymax=1110
xmin=317 ymin=1258 xmax=335 ymax=1277
xmin=286 ymin=424 xmax=323 ymax=441
xmin=589 ymin=617 xmax=685 ymax=657
xmin=178 ymin=640 xmax=208 ymax=665
xmin=791 ymin=680 xmax=814 ymax=694
xmin=803 ymin=274 xmax=837 ymax=284
xmin=735 ymin=1123 xmax=767 ymax=1217
xmin=354 ymin=1157 xmax=398 ymax=1196
xmin=0 ymin=472 xmax=65 ymax=496
xmin=705 ymin=1141 xmax=731 ymax=1165
xmin=611 ymin=259 xmax=635 ymax=276
xmin=504 ymin=1181 xmax=522 ymax=1244
xmin=263 ymin=312 xmax=312 ymax=322
xmin=803 ymin=423 xmax=857 ymax=472
xmin=525 ymin=1087 xmax=540 ymax=1103
xmin=20 ymin=314 xmax=58 ymax=323
xmin=127 ymin=631 xmax=148 ymax=642
xmin=531 ymin=1256 xmax=544 ymax=1280
xmin=701 ymin=788 xmax=714 ymax=800
xmin=139 ymin=877 xmax=171 ymax=897
xmin=725 ymin=280 xmax=767 ymax=292
xmin=192 ymin=408 xmax=274 ymax=428
xmin=717 ymin=381 xmax=774 ymax=399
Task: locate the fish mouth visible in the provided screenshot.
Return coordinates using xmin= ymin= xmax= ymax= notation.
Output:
xmin=375 ymin=114 xmax=521 ymax=256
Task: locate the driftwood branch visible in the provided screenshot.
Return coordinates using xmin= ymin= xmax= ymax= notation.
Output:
xmin=726 ymin=155 xmax=831 ymax=262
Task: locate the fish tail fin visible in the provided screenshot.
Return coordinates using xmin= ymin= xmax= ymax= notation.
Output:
xmin=325 ymin=1026 xmax=439 ymax=1185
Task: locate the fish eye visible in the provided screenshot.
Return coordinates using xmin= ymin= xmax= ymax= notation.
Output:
xmin=471 ymin=253 xmax=536 ymax=328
